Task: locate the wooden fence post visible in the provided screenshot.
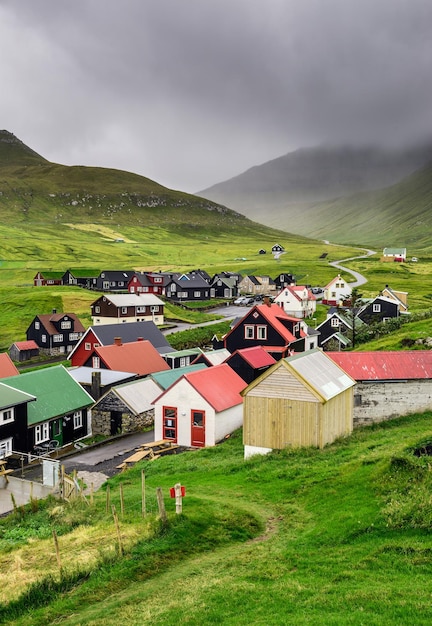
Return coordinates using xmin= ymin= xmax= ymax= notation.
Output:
xmin=106 ymin=485 xmax=110 ymax=513
xmin=52 ymin=530 xmax=61 ymax=571
xmin=174 ymin=483 xmax=183 ymax=514
xmin=156 ymin=487 xmax=167 ymax=523
xmin=120 ymin=483 xmax=124 ymax=517
xmin=112 ymin=505 xmax=123 ymax=556
xmin=141 ymin=471 xmax=146 ymax=518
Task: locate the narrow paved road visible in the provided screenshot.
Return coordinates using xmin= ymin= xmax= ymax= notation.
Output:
xmin=327 ymin=244 xmax=376 ymax=287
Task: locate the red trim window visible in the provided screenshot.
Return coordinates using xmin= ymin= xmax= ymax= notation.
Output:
xmin=162 ymin=406 xmax=177 ymax=441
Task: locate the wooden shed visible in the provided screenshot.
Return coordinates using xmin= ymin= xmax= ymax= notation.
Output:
xmin=242 ymin=349 xmax=355 ymax=458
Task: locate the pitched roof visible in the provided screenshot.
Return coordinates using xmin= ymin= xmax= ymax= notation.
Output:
xmin=182 ymin=364 xmax=247 ymax=412
xmin=95 ymin=293 xmax=164 ymax=307
xmin=228 ymin=346 xmax=277 ymax=369
xmin=0 ymin=382 xmax=36 ymax=410
xmin=195 ymin=349 xmax=231 ymax=366
xmin=95 ymin=340 xmax=170 ymax=376
xmin=35 ymin=313 xmax=85 ymax=335
xmin=98 ymin=377 xmax=162 ymax=414
xmin=69 ymin=321 xmax=174 ymax=360
xmin=327 ymin=351 xmax=432 ymax=381
xmin=155 ymin=364 xmax=247 ymax=412
xmin=0 ymin=353 xmax=20 ymax=378
xmin=68 ymin=367 xmax=136 ymax=386
xmin=254 ymin=303 xmax=304 ymax=342
xmin=285 ymin=349 xmax=355 ymax=400
xmin=3 ymin=366 xmax=93 ymax=425
xmin=10 ymin=340 xmax=39 ymax=352
xmin=150 ymin=364 xmax=207 ymax=390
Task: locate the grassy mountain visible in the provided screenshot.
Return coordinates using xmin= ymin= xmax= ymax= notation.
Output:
xmin=198 ymin=144 xmax=432 ymax=250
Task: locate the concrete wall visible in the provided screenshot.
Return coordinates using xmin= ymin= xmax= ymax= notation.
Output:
xmin=353 ymin=380 xmax=432 ymax=426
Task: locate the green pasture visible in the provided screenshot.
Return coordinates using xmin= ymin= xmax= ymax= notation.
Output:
xmin=3 ymin=414 xmax=432 ymax=624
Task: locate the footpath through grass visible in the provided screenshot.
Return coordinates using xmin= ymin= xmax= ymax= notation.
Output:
xmin=3 ymin=414 xmax=432 ymax=624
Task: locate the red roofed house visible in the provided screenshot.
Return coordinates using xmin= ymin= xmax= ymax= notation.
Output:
xmin=274 ymin=285 xmax=317 ymax=319
xmin=223 ymin=300 xmax=318 ymax=360
xmin=224 ymin=346 xmax=277 ymax=384
xmin=0 ymin=353 xmax=20 ymax=377
xmin=153 ymin=363 xmax=247 ymax=447
xmin=8 ymin=341 xmax=39 ymax=363
xmin=327 ymin=351 xmax=432 ymax=426
xmin=83 ymin=339 xmax=170 ymax=377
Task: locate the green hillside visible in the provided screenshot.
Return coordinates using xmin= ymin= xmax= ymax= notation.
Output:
xmin=198 ymin=144 xmax=432 ymax=252
xmin=2 ymin=416 xmax=432 ymax=624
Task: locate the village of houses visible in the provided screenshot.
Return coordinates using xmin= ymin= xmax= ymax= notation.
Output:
xmin=1 ymin=245 xmax=428 ymax=511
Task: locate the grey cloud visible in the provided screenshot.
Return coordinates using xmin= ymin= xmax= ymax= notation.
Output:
xmin=0 ymin=0 xmax=431 ymax=191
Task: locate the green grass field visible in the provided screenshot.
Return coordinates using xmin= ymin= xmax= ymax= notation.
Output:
xmin=2 ymin=415 xmax=432 ymax=625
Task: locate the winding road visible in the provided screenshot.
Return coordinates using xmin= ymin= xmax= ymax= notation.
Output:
xmin=324 ymin=241 xmax=376 ymax=287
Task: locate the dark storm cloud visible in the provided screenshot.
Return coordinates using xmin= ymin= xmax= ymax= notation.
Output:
xmin=0 ymin=0 xmax=431 ymax=191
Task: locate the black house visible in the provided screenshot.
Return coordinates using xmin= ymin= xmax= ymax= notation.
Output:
xmin=26 ymin=311 xmax=85 ymax=356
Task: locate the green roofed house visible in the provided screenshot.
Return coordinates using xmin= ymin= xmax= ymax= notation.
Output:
xmin=33 ymin=271 xmax=64 ymax=286
xmin=0 ymin=383 xmax=36 ymax=457
xmin=3 ymin=366 xmax=94 ymax=454
xmin=162 ymin=348 xmax=204 ymax=369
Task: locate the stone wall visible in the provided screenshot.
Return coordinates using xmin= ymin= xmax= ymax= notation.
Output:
xmin=91 ymin=408 xmax=154 ymax=436
xmin=353 ymin=379 xmax=432 ymax=426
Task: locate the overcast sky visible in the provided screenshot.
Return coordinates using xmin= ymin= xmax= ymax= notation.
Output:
xmin=0 ymin=0 xmax=431 ymax=192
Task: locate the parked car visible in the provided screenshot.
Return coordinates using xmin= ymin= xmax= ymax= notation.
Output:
xmin=311 ymin=287 xmax=323 ymax=294
xmin=234 ymin=296 xmax=248 ymax=305
xmin=244 ymin=297 xmax=255 ymax=305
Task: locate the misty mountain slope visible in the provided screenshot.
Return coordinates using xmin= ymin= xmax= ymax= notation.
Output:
xmin=0 ymin=130 xmax=261 ymax=234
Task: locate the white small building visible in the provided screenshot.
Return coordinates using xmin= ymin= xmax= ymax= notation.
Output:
xmin=322 ymin=275 xmax=352 ymax=306
xmin=153 ymin=364 xmax=247 ymax=448
xmin=274 ymin=285 xmax=316 ymax=319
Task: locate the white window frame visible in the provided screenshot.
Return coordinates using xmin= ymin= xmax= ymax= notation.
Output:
xmin=73 ymin=411 xmax=83 ymax=429
xmin=257 ymin=325 xmax=267 ymax=340
xmin=92 ymin=356 xmax=100 ymax=368
xmin=53 ymin=334 xmax=63 ymax=343
xmin=61 ymin=321 xmax=71 ymax=329
xmin=121 ymin=307 xmax=127 ymax=314
xmin=0 ymin=437 xmax=12 ymax=458
xmin=85 ymin=342 xmax=91 ymax=350
xmin=1 ymin=408 xmax=14 ymax=425
xmin=245 ymin=325 xmax=255 ymax=339
xmin=35 ymin=422 xmax=49 ymax=444
xmin=194 ymin=291 xmax=201 ymax=298
xmin=150 ymin=305 xmax=159 ymax=312
xmin=69 ymin=332 xmax=79 ymax=341
xmin=94 ymin=306 xmax=100 ymax=314
xmin=373 ymin=303 xmax=381 ymax=312
xmin=34 ymin=320 xmax=40 ymax=330
xmin=41 ymin=334 xmax=47 ymax=343
xmin=331 ymin=318 xmax=339 ymax=327
xmin=136 ymin=306 xmax=145 ymax=313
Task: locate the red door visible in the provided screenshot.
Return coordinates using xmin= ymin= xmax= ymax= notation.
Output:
xmin=191 ymin=410 xmax=205 ymax=447
xmin=163 ymin=407 xmax=177 ymax=442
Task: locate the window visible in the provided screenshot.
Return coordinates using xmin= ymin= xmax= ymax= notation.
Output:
xmin=1 ymin=409 xmax=14 ymax=424
xmin=41 ymin=334 xmax=47 ymax=343
xmin=194 ymin=291 xmax=201 ymax=298
xmin=0 ymin=438 xmax=12 ymax=458
xmin=34 ymin=320 xmax=40 ymax=330
xmin=150 ymin=305 xmax=159 ymax=312
xmin=92 ymin=356 xmax=100 ymax=368
xmin=257 ymin=325 xmax=267 ymax=340
xmin=85 ymin=342 xmax=91 ymax=350
xmin=179 ymin=356 xmax=190 ymax=367
xmin=61 ymin=321 xmax=71 ymax=329
xmin=69 ymin=332 xmax=79 ymax=341
xmin=121 ymin=307 xmax=127 ymax=314
xmin=154 ymin=277 xmax=162 ymax=283
xmin=35 ymin=422 xmax=49 ymax=444
xmin=53 ymin=334 xmax=63 ymax=342
xmin=118 ymin=282 xmax=124 ymax=287
xmin=354 ymin=394 xmax=362 ymax=407
xmin=73 ymin=411 xmax=83 ymax=429
xmin=245 ymin=325 xmax=255 ymax=339
xmin=331 ymin=291 xmax=336 ymax=298
xmin=162 ymin=407 xmax=177 ymax=441
xmin=373 ymin=303 xmax=381 ymax=312
xmin=94 ymin=306 xmax=100 ymax=314
xmin=331 ymin=318 xmax=339 ymax=327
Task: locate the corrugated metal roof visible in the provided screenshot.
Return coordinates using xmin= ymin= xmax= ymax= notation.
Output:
xmin=199 ymin=349 xmax=231 ymax=366
xmin=101 ymin=293 xmax=164 ymax=307
xmin=231 ymin=346 xmax=276 ymax=369
xmin=150 ymin=364 xmax=207 ymax=390
xmin=96 ymin=340 xmax=170 ymax=376
xmin=286 ymin=349 xmax=355 ymax=400
xmin=185 ymin=364 xmax=247 ymax=412
xmin=68 ymin=367 xmax=136 ymax=386
xmin=10 ymin=340 xmax=39 ymax=351
xmin=3 ymin=366 xmax=93 ymax=425
xmin=110 ymin=378 xmax=162 ymax=414
xmin=327 ymin=351 xmax=432 ymax=381
xmin=0 ymin=353 xmax=20 ymax=378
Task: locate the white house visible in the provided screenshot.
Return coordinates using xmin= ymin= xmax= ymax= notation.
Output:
xmin=322 ymin=275 xmax=352 ymax=306
xmin=153 ymin=364 xmax=247 ymax=447
xmin=274 ymin=285 xmax=316 ymax=319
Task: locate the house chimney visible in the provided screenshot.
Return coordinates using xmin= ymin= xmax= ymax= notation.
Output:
xmin=137 ymin=337 xmax=143 ymax=341
xmin=263 ymin=295 xmax=272 ymax=307
xmin=114 ymin=337 xmax=122 ymax=346
xmin=91 ymin=371 xmax=102 ymax=401
xmin=52 ymin=308 xmax=57 ymax=314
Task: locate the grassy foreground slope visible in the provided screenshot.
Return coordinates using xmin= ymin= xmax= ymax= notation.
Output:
xmin=3 ymin=415 xmax=432 ymax=625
